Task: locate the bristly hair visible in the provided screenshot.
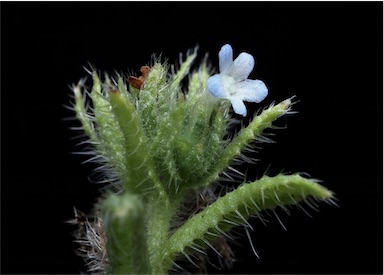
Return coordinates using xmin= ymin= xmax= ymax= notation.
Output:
xmin=67 ymin=207 xmax=108 ymax=275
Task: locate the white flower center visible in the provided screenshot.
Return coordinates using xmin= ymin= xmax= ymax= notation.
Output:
xmin=222 ymin=75 xmax=237 ymax=97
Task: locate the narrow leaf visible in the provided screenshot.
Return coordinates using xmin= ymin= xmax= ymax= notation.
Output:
xmin=162 ymin=174 xmax=333 ymax=265
xmin=202 ymin=98 xmax=293 ymax=188
xmin=102 ymin=192 xmax=151 ymax=274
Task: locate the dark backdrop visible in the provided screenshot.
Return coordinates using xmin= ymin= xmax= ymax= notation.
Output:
xmin=1 ymin=1 xmax=383 ymax=274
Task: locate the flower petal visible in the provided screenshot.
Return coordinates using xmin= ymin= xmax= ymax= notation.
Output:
xmin=236 ymin=79 xmax=268 ymax=103
xmin=229 ymin=97 xmax=248 ymax=117
xmin=207 ymin=74 xmax=226 ymax=98
xmin=230 ymin=52 xmax=255 ymax=81
xmin=219 ymin=44 xmax=233 ymax=74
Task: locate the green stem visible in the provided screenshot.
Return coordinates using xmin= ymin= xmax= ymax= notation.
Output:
xmin=146 ymin=193 xmax=185 ymax=274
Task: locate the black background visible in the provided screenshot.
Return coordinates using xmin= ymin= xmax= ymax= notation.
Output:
xmin=1 ymin=1 xmax=383 ymax=274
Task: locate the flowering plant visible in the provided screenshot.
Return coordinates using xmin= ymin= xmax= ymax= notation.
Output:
xmin=70 ymin=44 xmax=335 ymax=274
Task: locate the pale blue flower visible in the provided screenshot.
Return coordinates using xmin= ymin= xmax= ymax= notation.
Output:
xmin=207 ymin=44 xmax=268 ymax=116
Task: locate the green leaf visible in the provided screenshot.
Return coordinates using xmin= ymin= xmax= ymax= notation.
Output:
xmin=108 ymin=89 xmax=152 ymax=194
xmin=162 ymin=174 xmax=334 ymax=266
xmin=89 ymin=72 xmax=127 ymax=181
xmin=201 ymin=98 xmax=293 ymax=189
xmin=168 ymin=46 xmax=198 ymax=91
xmin=102 ymin=192 xmax=151 ymax=274
xmin=73 ymin=83 xmax=97 ymax=141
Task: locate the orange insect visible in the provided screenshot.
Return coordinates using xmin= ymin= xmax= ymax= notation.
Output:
xmin=127 ymin=65 xmax=151 ymax=89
